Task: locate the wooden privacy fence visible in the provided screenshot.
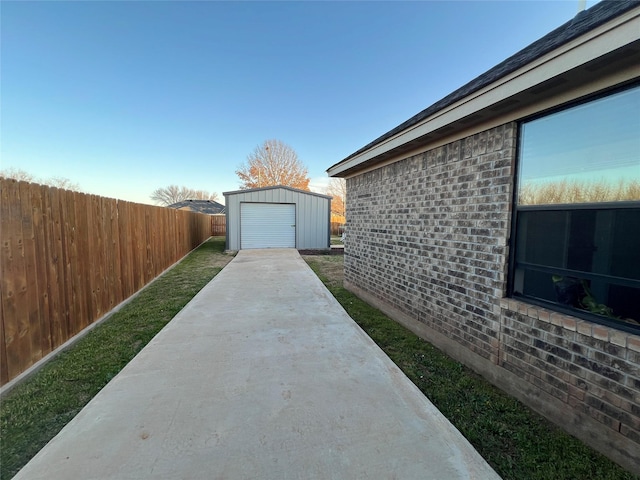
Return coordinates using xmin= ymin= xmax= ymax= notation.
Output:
xmin=211 ymin=214 xmax=226 ymax=236
xmin=330 ymin=222 xmax=345 ymax=236
xmin=0 ymin=179 xmax=213 ymax=386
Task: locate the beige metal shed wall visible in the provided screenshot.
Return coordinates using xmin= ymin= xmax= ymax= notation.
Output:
xmin=224 ymin=187 xmax=330 ymax=250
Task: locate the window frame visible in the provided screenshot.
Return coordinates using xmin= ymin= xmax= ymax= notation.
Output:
xmin=508 ymin=82 xmax=640 ymax=334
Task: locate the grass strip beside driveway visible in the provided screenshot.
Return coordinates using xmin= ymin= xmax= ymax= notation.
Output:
xmin=303 ymin=255 xmax=638 ymax=480
xmin=0 ymin=237 xmax=231 ymax=480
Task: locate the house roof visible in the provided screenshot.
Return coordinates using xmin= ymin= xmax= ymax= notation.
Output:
xmin=223 ymin=185 xmax=332 ymax=200
xmin=328 ymin=0 xmax=640 ymax=177
xmin=167 ymin=199 xmax=226 ymax=214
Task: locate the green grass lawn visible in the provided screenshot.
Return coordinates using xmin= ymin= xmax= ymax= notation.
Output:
xmin=2 ymin=245 xmax=636 ymax=479
xmin=304 ymin=255 xmax=638 ymax=480
xmin=0 ymin=237 xmax=231 ymax=480
xmin=330 ymin=235 xmax=344 ymax=245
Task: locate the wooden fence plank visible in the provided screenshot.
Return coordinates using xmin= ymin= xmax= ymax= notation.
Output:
xmin=12 ymin=181 xmax=32 ymax=378
xmin=88 ymin=195 xmax=100 ymax=318
xmin=158 ymin=209 xmax=166 ymax=274
xmin=30 ymin=183 xmax=52 ymax=356
xmin=167 ymin=210 xmax=175 ymax=264
xmin=154 ymin=210 xmax=162 ymax=277
xmin=0 ymin=180 xmax=18 ymax=378
xmin=144 ymin=210 xmax=153 ymax=282
xmin=101 ymin=197 xmax=116 ymax=311
xmin=1 ymin=179 xmax=28 ymax=379
xmin=108 ymin=200 xmax=121 ymax=309
xmin=136 ymin=204 xmax=146 ymax=290
xmin=94 ymin=195 xmax=108 ymax=318
xmin=41 ymin=185 xmax=58 ymax=355
xmin=64 ymin=189 xmax=83 ymax=335
xmin=126 ymin=202 xmax=138 ymax=293
xmin=73 ymin=190 xmax=89 ymax=331
xmin=129 ymin=202 xmax=139 ymax=293
xmin=56 ymin=187 xmax=73 ymax=343
xmin=83 ymin=194 xmax=97 ymax=325
xmin=69 ymin=192 xmax=88 ymax=333
xmin=118 ymin=201 xmax=134 ymax=299
xmin=19 ymin=181 xmax=43 ymax=366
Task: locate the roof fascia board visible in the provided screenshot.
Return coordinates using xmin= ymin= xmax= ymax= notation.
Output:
xmin=328 ymin=9 xmax=640 ymax=177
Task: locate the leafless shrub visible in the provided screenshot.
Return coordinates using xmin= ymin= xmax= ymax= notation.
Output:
xmin=519 ymin=178 xmax=640 ymax=205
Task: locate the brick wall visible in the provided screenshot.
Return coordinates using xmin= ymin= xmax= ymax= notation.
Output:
xmin=344 ymin=122 xmax=640 ymax=473
xmin=346 ymin=123 xmax=515 ymax=365
xmin=501 ymin=299 xmax=640 ymax=452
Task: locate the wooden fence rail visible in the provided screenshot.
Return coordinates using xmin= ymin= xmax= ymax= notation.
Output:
xmin=0 ymin=179 xmax=213 ymax=386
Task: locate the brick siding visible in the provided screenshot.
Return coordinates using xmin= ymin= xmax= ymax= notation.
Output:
xmin=501 ymin=299 xmax=640 ymax=442
xmin=344 ymin=122 xmax=640 ymax=472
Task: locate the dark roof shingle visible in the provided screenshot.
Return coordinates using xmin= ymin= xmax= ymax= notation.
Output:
xmin=167 ymin=199 xmax=226 ymax=215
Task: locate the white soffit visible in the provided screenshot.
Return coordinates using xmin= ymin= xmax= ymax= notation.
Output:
xmin=329 ymin=8 xmax=640 ymax=177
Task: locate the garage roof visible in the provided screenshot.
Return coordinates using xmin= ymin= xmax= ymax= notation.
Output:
xmin=223 ymin=185 xmax=331 ymax=199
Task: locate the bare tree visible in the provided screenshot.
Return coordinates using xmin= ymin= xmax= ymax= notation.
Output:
xmin=47 ymin=176 xmax=81 ymax=192
xmin=326 ymin=177 xmax=346 ymax=219
xmin=150 ymin=185 xmax=219 ymax=206
xmin=519 ymin=178 xmax=640 ymax=205
xmin=236 ymin=139 xmax=310 ymax=190
xmin=0 ymin=167 xmax=35 ymax=182
xmin=190 ymin=190 xmax=219 ymax=201
xmin=0 ymin=167 xmax=81 ymax=192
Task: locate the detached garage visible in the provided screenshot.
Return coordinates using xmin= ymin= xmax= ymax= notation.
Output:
xmin=223 ymin=186 xmax=331 ymax=250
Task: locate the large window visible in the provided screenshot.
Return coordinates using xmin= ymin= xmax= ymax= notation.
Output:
xmin=511 ymin=84 xmax=640 ymax=331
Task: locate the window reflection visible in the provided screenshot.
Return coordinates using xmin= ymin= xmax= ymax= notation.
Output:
xmin=518 ymin=86 xmax=640 ymax=205
xmin=512 ymin=84 xmax=640 ymax=331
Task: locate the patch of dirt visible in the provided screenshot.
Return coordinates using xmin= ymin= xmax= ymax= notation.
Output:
xmin=206 ymin=252 xmax=236 ymax=270
xmin=301 ymin=255 xmax=344 ymax=289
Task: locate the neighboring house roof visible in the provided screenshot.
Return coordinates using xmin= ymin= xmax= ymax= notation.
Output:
xmin=167 ymin=200 xmax=226 ymax=215
xmin=223 ymin=185 xmax=332 ymax=200
xmin=328 ymin=0 xmax=640 ymax=177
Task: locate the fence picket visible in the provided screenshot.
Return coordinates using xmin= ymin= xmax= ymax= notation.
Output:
xmin=110 ymin=200 xmax=123 ymax=308
xmin=118 ymin=201 xmax=134 ymax=299
xmin=19 ymin=182 xmax=42 ymax=365
xmin=29 ymin=183 xmax=51 ymax=356
xmin=57 ymin=188 xmax=71 ymax=341
xmin=73 ymin=190 xmax=89 ymax=331
xmin=43 ymin=188 xmax=56 ymax=348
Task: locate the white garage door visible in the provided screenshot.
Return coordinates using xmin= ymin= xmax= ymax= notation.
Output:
xmin=240 ymin=203 xmax=296 ymax=249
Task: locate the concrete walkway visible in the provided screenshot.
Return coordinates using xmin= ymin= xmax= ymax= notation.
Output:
xmin=14 ymin=249 xmax=500 ymax=480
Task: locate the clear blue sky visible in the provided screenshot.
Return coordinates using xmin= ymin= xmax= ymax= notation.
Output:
xmin=1 ymin=0 xmax=600 ymax=205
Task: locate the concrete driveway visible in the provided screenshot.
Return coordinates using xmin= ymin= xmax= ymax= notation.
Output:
xmin=14 ymin=249 xmax=500 ymax=479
